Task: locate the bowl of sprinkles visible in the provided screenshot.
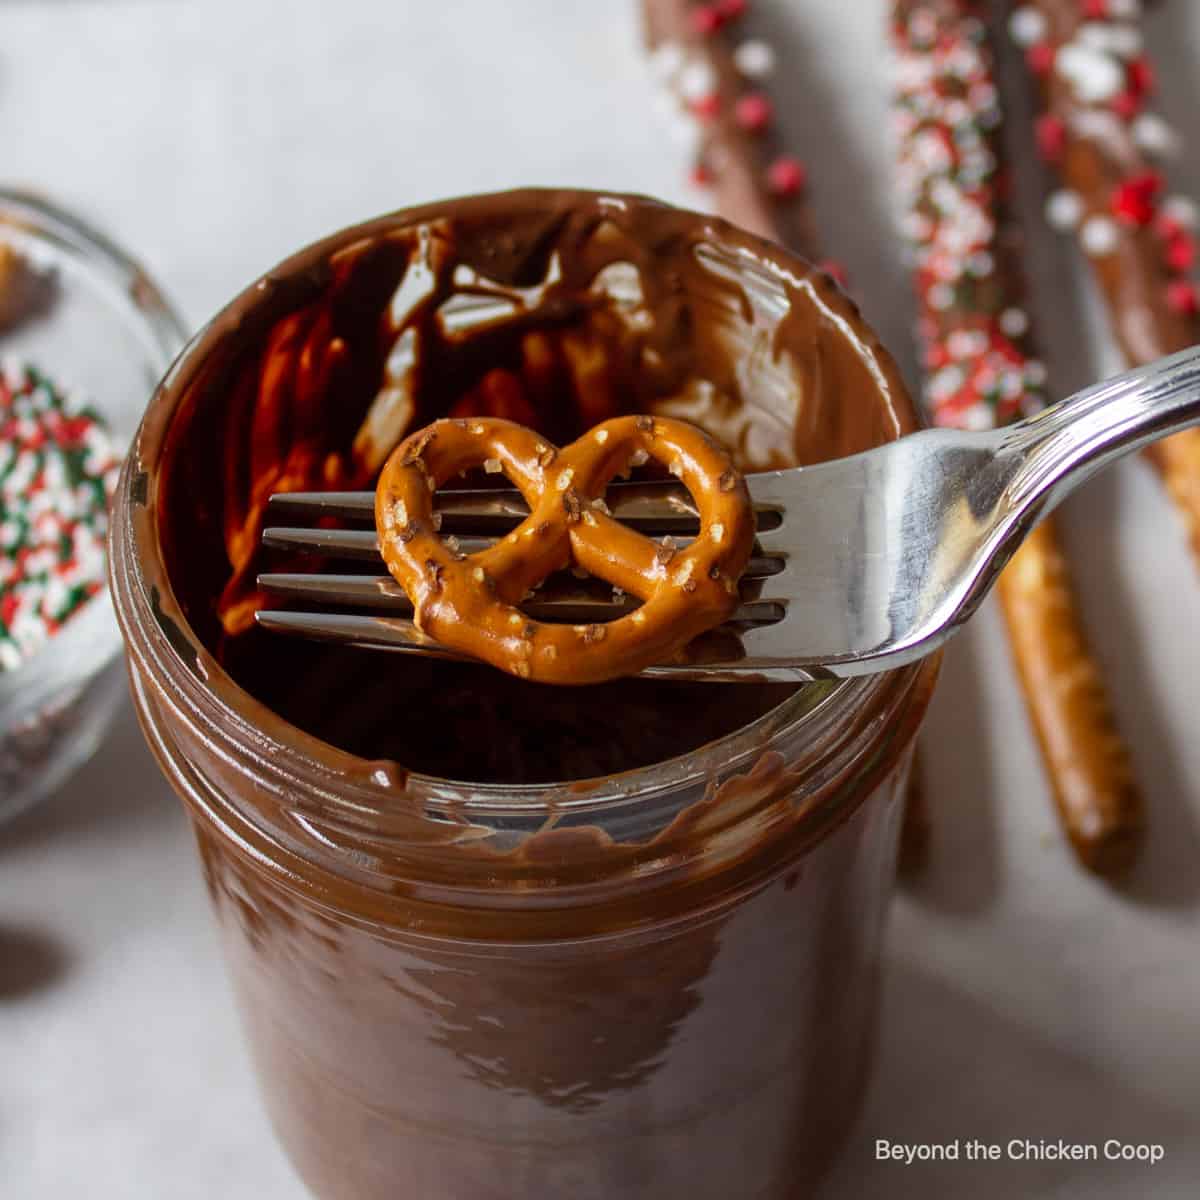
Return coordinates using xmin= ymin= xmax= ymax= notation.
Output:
xmin=0 ymin=189 xmax=186 ymax=823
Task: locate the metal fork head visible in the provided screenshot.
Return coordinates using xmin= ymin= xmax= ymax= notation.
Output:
xmin=255 ymin=477 xmax=816 ymax=681
xmin=253 ymin=437 xmax=1009 ymax=681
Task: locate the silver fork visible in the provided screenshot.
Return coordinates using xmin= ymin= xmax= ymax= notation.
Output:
xmin=257 ymin=345 xmax=1200 ymax=681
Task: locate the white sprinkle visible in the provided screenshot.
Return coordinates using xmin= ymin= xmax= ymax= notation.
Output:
xmin=1008 ymin=7 xmax=1047 ymax=48
xmin=648 ymin=42 xmax=685 ymax=82
xmin=1106 ymin=25 xmax=1143 ymax=60
xmin=629 ymin=448 xmax=650 ymax=467
xmin=733 ymin=39 xmax=775 ymax=79
xmin=678 ymin=60 xmax=718 ymax=102
xmin=1046 ymin=189 xmax=1084 ymax=232
xmin=594 ymin=428 xmax=609 ymax=444
xmin=1132 ymin=113 xmax=1180 ymax=159
xmin=483 ymin=457 xmax=502 ymax=474
xmin=509 ymin=612 xmax=523 ymax=626
xmin=966 ymin=251 xmax=995 ymax=279
xmin=962 ymin=403 xmax=996 ymax=432
xmin=668 ymin=459 xmax=684 ymax=478
xmin=1077 ymin=23 xmax=1117 ymax=54
xmin=1025 ymin=360 xmax=1049 ymax=388
xmin=1080 ymin=215 xmax=1120 ymax=258
xmin=472 ymin=566 xmax=486 ymax=582
xmin=1163 ymin=196 xmax=1200 ymax=229
xmin=929 ymin=283 xmax=955 ymax=312
xmin=710 ymin=523 xmax=725 ymax=544
xmin=999 ymin=308 xmax=1030 ymax=338
xmin=556 ymin=468 xmax=574 ymax=490
xmin=591 ymin=498 xmax=611 ymax=515
xmin=469 ymin=423 xmax=485 ymax=435
xmin=632 ymin=610 xmax=647 ymax=625
xmin=1055 ymin=44 xmax=1124 ymax=104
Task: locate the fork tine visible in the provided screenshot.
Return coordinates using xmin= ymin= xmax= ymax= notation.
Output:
xmin=260 ymin=528 xmax=495 ymax=559
xmin=254 ymin=604 xmax=792 ymax=672
xmin=261 ymin=526 xmax=786 ymax=579
xmin=254 ymin=610 xmax=467 ymax=659
xmin=257 ymin=572 xmax=787 ymax=624
xmin=265 ymin=491 xmax=376 ymax=520
xmin=254 ymin=609 xmax=799 ymax=679
xmin=266 ymin=476 xmax=780 ymax=535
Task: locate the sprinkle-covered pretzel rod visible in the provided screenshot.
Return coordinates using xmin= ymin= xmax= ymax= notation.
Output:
xmin=892 ymin=0 xmax=1142 ymax=874
xmin=640 ymin=0 xmax=825 ymax=265
xmin=1009 ymin=0 xmax=1200 ymax=559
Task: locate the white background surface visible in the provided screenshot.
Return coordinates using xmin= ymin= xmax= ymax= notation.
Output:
xmin=2 ymin=1 xmax=1199 ymax=1196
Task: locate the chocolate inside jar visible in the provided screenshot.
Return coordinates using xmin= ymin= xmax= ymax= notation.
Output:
xmin=156 ymin=191 xmax=914 ymax=783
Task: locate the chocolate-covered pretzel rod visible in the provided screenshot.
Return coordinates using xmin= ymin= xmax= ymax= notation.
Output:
xmin=641 ymin=0 xmax=823 ymax=263
xmin=1010 ymin=0 xmax=1200 ymax=558
xmin=641 ymin=0 xmax=938 ymax=858
xmin=892 ymin=0 xmax=1142 ymax=873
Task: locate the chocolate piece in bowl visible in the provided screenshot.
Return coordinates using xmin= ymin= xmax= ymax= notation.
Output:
xmin=109 ymin=190 xmax=938 ymax=1199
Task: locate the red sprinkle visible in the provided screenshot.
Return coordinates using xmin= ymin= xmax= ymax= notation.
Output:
xmin=1035 ymin=114 xmax=1067 ymax=162
xmin=1112 ymin=90 xmax=1143 ymax=121
xmin=765 ymin=155 xmax=807 ymax=197
xmin=1026 ymin=43 xmax=1056 ymax=76
xmin=691 ymin=92 xmax=721 ymax=121
xmin=1127 ymin=57 xmax=1155 ymax=97
xmin=734 ymin=92 xmax=773 ymax=133
xmin=1112 ymin=173 xmax=1164 ymax=226
xmin=1165 ymin=234 xmax=1196 ymax=273
xmin=1081 ymin=0 xmax=1108 ymax=17
xmin=690 ymin=4 xmax=723 ymax=35
xmin=689 ymin=161 xmax=714 ymax=188
xmin=716 ymin=0 xmax=748 ymax=19
xmin=1166 ymin=280 xmax=1198 ymax=315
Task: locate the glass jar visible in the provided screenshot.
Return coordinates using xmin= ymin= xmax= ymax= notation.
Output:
xmin=0 ymin=188 xmax=186 ymax=823
xmin=109 ymin=191 xmax=939 ymax=1200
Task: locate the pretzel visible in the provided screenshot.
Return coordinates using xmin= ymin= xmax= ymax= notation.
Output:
xmin=375 ymin=415 xmax=755 ymax=685
xmin=892 ymin=0 xmax=1142 ymax=874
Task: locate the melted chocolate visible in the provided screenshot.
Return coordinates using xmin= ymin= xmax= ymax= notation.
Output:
xmin=155 ymin=190 xmax=914 ymax=782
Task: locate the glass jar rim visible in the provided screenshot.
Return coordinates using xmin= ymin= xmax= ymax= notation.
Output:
xmin=110 ymin=189 xmax=923 ymax=837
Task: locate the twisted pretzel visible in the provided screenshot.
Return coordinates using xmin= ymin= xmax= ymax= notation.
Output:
xmin=375 ymin=415 xmax=755 ymax=684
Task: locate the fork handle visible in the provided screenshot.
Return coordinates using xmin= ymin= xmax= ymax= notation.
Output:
xmin=1004 ymin=344 xmax=1200 ymax=521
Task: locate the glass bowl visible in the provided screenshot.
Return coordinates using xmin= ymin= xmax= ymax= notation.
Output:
xmin=0 ymin=188 xmax=187 ymax=824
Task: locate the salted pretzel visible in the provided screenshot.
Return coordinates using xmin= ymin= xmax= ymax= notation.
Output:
xmin=375 ymin=415 xmax=756 ymax=685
